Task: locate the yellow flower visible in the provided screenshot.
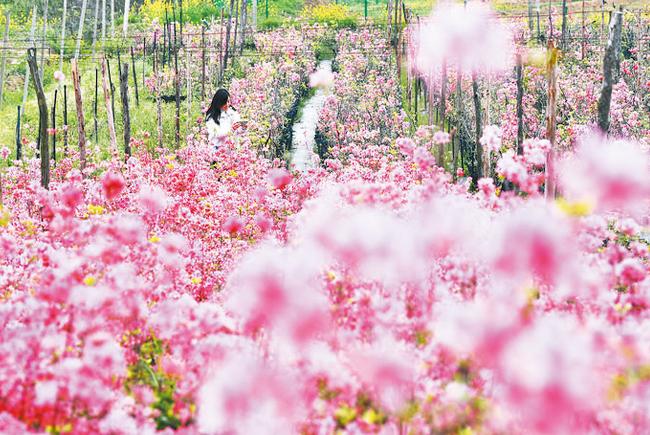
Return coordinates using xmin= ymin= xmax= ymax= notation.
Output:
xmin=149 ymin=234 xmax=161 ymax=243
xmin=0 ymin=206 xmax=10 ymax=227
xmin=84 ymin=276 xmax=97 ymax=286
xmin=165 ymin=163 xmax=175 ymax=170
xmin=556 ymin=197 xmax=593 ymax=217
xmin=190 ymin=277 xmax=202 ymax=285
xmin=87 ymin=204 xmax=105 ymax=215
xmin=334 ymin=404 xmax=357 ymax=426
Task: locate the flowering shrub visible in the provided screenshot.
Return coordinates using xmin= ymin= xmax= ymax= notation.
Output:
xmin=1 ymin=11 xmax=650 ymax=435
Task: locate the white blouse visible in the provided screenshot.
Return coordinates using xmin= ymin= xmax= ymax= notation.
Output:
xmin=206 ymin=108 xmax=241 ymax=144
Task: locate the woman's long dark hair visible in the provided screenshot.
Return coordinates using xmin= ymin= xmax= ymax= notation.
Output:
xmin=205 ymin=88 xmax=230 ymax=124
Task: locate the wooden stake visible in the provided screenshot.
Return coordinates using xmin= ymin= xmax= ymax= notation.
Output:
xmin=71 ymin=59 xmax=87 ymax=170
xmin=16 ymin=106 xmax=21 ymax=160
xmin=106 ymin=57 xmax=116 ymax=123
xmin=471 ymin=71 xmax=483 ymax=179
xmin=544 ymin=41 xmax=559 ymax=200
xmin=101 ymin=57 xmax=118 ymax=150
xmin=131 ymin=46 xmax=139 ymax=106
xmin=63 ymin=85 xmax=68 ymax=155
xmin=0 ymin=12 xmax=9 ymax=103
xmin=597 ymin=10 xmax=623 ymax=133
xmin=94 ymin=67 xmax=98 ymax=144
xmin=119 ymin=63 xmax=131 ymax=156
xmin=201 ymin=25 xmax=206 ymax=100
xmin=515 ymin=54 xmax=524 ymax=154
xmin=27 ymin=48 xmax=49 ymax=189
xmin=52 ymin=89 xmax=58 ymax=161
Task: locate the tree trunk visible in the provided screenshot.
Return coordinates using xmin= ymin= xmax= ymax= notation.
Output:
xmin=515 ymin=54 xmax=524 ymax=154
xmin=0 ymin=13 xmax=10 ymax=103
xmin=27 ymin=48 xmax=49 ymax=189
xmin=471 ymin=72 xmax=483 ymax=180
xmin=101 ymin=57 xmax=118 ymax=150
xmin=528 ymin=0 xmax=534 ymax=34
xmin=60 ymin=0 xmax=67 ymax=72
xmin=544 ymin=41 xmax=558 ymax=200
xmin=223 ymin=0 xmax=235 ymax=73
xmin=75 ymin=0 xmax=89 ymax=59
xmin=123 ymin=0 xmax=131 ymax=37
xmin=110 ymin=0 xmax=115 ymax=37
xmin=597 ymin=10 xmax=623 ymax=133
xmin=240 ymin=0 xmax=247 ymax=54
xmin=252 ymin=0 xmax=257 ymax=31
xmin=120 ymin=63 xmax=131 ymax=156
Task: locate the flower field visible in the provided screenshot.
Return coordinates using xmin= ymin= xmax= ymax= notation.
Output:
xmin=0 ymin=0 xmax=649 ymax=433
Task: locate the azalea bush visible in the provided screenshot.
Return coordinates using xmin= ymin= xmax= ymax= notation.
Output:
xmin=1 ymin=4 xmax=650 ymax=435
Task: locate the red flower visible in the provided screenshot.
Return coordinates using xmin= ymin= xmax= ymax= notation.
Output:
xmin=102 ymin=172 xmax=125 ymax=201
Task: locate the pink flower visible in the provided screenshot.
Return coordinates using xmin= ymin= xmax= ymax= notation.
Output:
xmin=433 ymin=130 xmax=451 ymax=145
xmin=138 ymin=184 xmax=169 ymax=214
xmin=223 ymin=215 xmax=244 ymax=235
xmin=61 ymin=184 xmax=84 ymax=210
xmin=53 ymin=70 xmax=65 ymax=83
xmin=254 ymin=213 xmax=272 ymax=233
xmin=480 ymin=125 xmax=502 ymax=153
xmin=559 ymin=133 xmax=650 ymax=214
xmin=616 ymin=258 xmax=646 ymax=285
xmin=0 ymin=146 xmax=9 ymax=159
xmin=101 ymin=171 xmax=125 ymax=201
xmin=413 ymin=2 xmax=513 ymax=74
xmin=268 ymin=168 xmax=292 ymax=190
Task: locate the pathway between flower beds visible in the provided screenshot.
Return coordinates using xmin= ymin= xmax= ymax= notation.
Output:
xmin=290 ymin=60 xmax=332 ymax=171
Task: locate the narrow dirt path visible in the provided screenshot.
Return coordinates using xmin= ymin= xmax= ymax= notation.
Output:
xmin=290 ymin=60 xmax=332 ymax=171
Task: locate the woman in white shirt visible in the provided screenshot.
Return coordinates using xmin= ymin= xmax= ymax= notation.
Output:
xmin=205 ymin=88 xmax=243 ymax=147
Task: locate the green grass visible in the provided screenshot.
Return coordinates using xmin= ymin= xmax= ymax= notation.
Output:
xmin=0 ymin=50 xmax=217 ymax=165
